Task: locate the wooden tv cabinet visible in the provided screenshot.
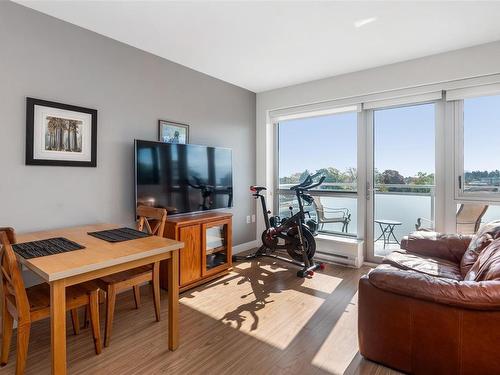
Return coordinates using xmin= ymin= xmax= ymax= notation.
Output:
xmin=160 ymin=211 xmax=232 ymax=292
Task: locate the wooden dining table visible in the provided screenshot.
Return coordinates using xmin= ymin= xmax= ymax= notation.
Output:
xmin=16 ymin=224 xmax=184 ymax=375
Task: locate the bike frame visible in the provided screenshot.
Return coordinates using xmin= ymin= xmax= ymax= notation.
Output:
xmin=251 ymin=190 xmax=302 ymax=247
xmin=255 ymin=176 xmax=325 ymax=230
xmin=239 ymin=175 xmax=326 ymax=277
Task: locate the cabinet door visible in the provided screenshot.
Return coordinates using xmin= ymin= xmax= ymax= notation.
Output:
xmin=179 ymin=225 xmax=202 ymax=286
xmin=202 ymin=219 xmax=232 ymax=276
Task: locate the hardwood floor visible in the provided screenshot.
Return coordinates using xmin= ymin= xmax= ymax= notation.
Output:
xmin=0 ymin=257 xmax=401 ymax=374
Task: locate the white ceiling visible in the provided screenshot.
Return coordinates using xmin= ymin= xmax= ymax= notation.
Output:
xmin=15 ymin=1 xmax=500 ymax=93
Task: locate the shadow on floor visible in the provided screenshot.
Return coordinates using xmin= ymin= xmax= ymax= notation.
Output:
xmin=1 ymin=259 xmax=395 ymax=375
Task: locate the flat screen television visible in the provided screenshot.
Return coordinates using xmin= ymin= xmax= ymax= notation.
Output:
xmin=135 ymin=140 xmax=233 ymax=215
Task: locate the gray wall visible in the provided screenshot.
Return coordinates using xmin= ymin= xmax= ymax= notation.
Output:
xmin=0 ymin=2 xmax=256 ymax=245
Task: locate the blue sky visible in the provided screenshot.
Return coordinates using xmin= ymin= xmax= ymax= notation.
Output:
xmin=278 ymin=111 xmax=357 ymax=177
xmin=279 ymin=104 xmax=435 ymax=178
xmin=464 ymin=95 xmax=500 ymax=172
xmin=374 ymin=103 xmax=434 ymax=176
xmin=279 ymin=96 xmax=500 ymax=178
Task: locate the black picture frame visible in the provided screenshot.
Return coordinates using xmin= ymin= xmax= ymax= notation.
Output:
xmin=26 ymin=97 xmax=97 ymax=167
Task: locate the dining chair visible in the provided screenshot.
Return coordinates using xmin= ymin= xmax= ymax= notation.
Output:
xmin=0 ymin=230 xmax=102 ymax=375
xmin=0 ymin=227 xmax=84 ymax=336
xmin=97 ymin=206 xmax=167 ymax=347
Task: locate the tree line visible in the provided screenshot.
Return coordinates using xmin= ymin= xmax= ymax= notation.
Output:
xmin=464 ymin=170 xmax=500 ymax=183
xmin=281 ymin=167 xmax=500 ymax=193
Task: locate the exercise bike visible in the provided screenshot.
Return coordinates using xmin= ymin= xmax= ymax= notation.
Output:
xmin=233 ymin=174 xmax=325 ymax=277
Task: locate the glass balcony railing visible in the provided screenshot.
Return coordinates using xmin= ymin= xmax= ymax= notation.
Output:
xmin=277 ymin=182 xmax=357 ymax=237
xmin=277 ymin=192 xmax=357 ymax=237
xmin=278 ymin=183 xmax=500 ymax=251
xmin=374 ymin=183 xmax=435 ymax=242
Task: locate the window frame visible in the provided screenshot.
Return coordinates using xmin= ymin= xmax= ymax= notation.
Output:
xmin=453 ymin=96 xmax=500 ymax=203
xmin=273 ymin=108 xmax=360 ymax=238
xmin=261 ymin=75 xmax=500 ymax=264
xmin=366 ymin=100 xmax=440 ymax=261
xmin=274 ymin=108 xmax=360 ymax=192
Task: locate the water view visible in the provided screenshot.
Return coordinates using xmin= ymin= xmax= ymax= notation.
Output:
xmin=277 ymin=101 xmax=500 ymax=258
xmin=279 ymin=192 xmax=500 ymax=253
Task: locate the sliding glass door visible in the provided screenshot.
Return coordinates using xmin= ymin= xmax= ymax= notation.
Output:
xmin=367 ymin=103 xmax=436 ymax=260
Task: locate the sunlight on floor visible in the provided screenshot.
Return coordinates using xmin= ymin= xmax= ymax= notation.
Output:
xmin=181 ymin=261 xmax=344 ymax=350
xmin=299 ymin=269 xmax=344 ymax=294
xmin=312 ymin=292 xmax=359 ymax=374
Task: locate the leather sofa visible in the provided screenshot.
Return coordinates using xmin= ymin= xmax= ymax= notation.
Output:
xmin=358 ymin=220 xmax=500 ymax=375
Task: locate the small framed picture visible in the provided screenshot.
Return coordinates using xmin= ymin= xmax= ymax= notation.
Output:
xmin=158 ymin=119 xmax=189 ymax=144
xmin=26 ymin=97 xmax=97 ymax=167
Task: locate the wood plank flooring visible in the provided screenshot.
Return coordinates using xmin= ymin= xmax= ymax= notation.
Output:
xmin=0 ymin=258 xmax=401 ymax=374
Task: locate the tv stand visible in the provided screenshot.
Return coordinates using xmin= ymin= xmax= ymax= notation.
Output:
xmin=160 ymin=211 xmax=232 ymax=292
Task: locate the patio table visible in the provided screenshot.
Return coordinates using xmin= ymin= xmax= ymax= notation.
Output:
xmin=374 ymin=219 xmax=402 ymax=249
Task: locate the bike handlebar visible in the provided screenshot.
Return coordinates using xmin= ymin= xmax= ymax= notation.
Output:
xmin=290 ymin=176 xmax=311 ymax=190
xmin=289 ymin=175 xmax=325 ymax=191
xmin=305 ymin=176 xmax=326 ymax=190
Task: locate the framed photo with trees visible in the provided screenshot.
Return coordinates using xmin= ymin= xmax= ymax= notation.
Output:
xmin=26 ymin=97 xmax=97 ymax=167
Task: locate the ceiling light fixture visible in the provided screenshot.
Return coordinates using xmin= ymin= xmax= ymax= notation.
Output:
xmin=354 ymin=17 xmax=377 ymax=28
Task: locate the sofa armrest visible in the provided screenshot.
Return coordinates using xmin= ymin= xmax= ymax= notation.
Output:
xmin=400 ymin=231 xmax=473 ymax=263
xmin=368 ymin=265 xmax=500 ymax=310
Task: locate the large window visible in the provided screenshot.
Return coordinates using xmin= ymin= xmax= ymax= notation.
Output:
xmin=452 ymin=93 xmax=500 ymax=233
xmin=277 ymin=111 xmax=357 ymax=236
xmin=271 ymin=82 xmax=500 ymax=263
xmin=459 ymin=94 xmax=500 ymax=197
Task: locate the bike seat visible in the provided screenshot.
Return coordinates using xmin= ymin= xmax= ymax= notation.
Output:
xmin=250 ymin=185 xmax=267 ymax=193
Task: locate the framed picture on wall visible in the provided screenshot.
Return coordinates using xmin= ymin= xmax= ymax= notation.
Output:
xmin=26 ymin=97 xmax=97 ymax=167
xmin=158 ymin=119 xmax=189 ymax=144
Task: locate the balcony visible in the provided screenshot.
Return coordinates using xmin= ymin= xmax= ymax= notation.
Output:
xmin=278 ymin=183 xmax=500 ymax=258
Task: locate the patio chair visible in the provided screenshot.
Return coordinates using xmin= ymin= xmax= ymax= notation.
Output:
xmin=415 ymin=203 xmax=489 ymax=234
xmin=314 ymin=197 xmax=351 ymax=233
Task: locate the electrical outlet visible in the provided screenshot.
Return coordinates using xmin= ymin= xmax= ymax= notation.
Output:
xmin=251 ymin=214 xmax=256 ymax=223
xmin=246 ymin=215 xmax=251 ymax=224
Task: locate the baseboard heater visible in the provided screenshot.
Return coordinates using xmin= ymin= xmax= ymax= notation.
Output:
xmin=314 ymin=235 xmax=364 ymax=268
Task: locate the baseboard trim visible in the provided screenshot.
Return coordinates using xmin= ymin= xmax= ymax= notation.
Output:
xmin=232 ymin=240 xmax=259 ymax=254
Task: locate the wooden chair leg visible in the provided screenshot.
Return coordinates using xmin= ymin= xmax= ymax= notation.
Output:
xmin=15 ymin=323 xmax=30 ymax=375
xmin=133 ymin=285 xmax=141 ymax=309
xmin=70 ymin=308 xmax=80 ymax=335
xmin=104 ymin=286 xmax=116 ymax=348
xmin=1 ymin=302 xmax=14 ymax=366
xmin=99 ymin=289 xmax=106 ymax=304
xmin=83 ymin=305 xmax=89 ymax=329
xmin=152 ymin=262 xmax=161 ymax=322
xmin=84 ymin=290 xmax=105 ymax=330
xmin=88 ymin=291 xmax=102 ymax=355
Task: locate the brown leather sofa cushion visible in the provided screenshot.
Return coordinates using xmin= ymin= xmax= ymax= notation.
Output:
xmin=400 ymin=231 xmax=472 ymax=264
xmin=368 ymin=264 xmax=500 ymax=310
xmin=465 ymin=238 xmax=500 ymax=281
xmin=461 ymin=220 xmax=500 ymax=277
xmin=359 ymin=275 xmax=500 ymax=375
xmin=383 ymin=250 xmax=463 ymax=281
